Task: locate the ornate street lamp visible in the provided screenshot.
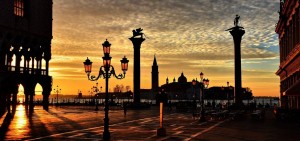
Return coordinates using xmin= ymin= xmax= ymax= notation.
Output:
xmin=192 ymin=79 xmax=197 ymax=117
xmin=53 ymin=85 xmax=61 ymax=106
xmin=199 ymin=74 xmax=209 ymax=122
xmin=83 ymin=39 xmax=129 ymax=140
xmin=227 ymin=81 xmax=230 ymax=109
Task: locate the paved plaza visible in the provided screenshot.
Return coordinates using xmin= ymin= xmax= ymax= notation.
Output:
xmin=1 ymin=105 xmax=300 ymax=141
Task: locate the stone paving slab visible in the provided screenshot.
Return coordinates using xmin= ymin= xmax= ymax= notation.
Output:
xmin=2 ymin=105 xmax=300 ymax=141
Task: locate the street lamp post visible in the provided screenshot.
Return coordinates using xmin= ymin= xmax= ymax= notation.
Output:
xmin=53 ymin=85 xmax=61 ymax=106
xmin=93 ymin=82 xmax=99 ymax=111
xmin=192 ymin=79 xmax=197 ymax=117
xmin=227 ymin=81 xmax=230 ymax=109
xmin=199 ymin=72 xmax=209 ymax=122
xmin=90 ymin=88 xmax=93 ymax=103
xmin=83 ymin=39 xmax=129 ymax=140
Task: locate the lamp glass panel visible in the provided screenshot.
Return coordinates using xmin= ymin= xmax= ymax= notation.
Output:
xmin=84 ymin=64 xmax=92 ymax=73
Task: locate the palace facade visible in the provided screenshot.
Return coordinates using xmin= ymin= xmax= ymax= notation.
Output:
xmin=276 ymin=0 xmax=300 ymax=109
xmin=0 ymin=0 xmax=53 ymax=114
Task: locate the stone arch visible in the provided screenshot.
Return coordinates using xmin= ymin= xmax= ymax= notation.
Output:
xmin=37 ymin=76 xmax=52 ymax=110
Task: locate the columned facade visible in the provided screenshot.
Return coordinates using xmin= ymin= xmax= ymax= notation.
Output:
xmin=0 ymin=0 xmax=53 ymax=115
xmin=276 ymin=0 xmax=300 ymax=109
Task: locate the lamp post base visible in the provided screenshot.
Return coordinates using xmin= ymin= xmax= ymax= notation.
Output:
xmin=199 ymin=116 xmax=206 ymax=122
xmin=95 ymin=103 xmax=99 ymax=111
xmin=103 ymin=131 xmax=110 ymax=140
xmin=95 ymin=106 xmax=99 ymax=111
xmin=157 ymin=127 xmax=166 ymax=137
xmin=199 ymin=110 xmax=206 ymax=122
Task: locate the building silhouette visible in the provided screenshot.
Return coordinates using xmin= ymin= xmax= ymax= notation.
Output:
xmin=161 ymin=72 xmax=198 ymax=100
xmin=276 ymin=0 xmax=300 ymax=109
xmin=0 ymin=0 xmax=53 ymax=114
xmin=151 ymin=55 xmax=159 ymax=92
xmin=141 ymin=56 xmax=253 ymax=105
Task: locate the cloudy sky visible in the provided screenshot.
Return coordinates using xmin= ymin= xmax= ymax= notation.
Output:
xmin=49 ymin=0 xmax=280 ymax=96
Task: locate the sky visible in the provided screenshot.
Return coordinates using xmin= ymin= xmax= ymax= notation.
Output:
xmin=44 ymin=0 xmax=281 ymax=97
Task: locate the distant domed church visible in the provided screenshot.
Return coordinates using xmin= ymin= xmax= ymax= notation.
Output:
xmin=178 ymin=72 xmax=187 ymax=83
xmin=161 ymin=72 xmax=201 ymax=100
xmin=141 ymin=56 xmax=200 ymax=102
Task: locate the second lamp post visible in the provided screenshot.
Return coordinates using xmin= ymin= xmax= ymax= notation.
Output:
xmin=53 ymin=85 xmax=61 ymax=106
xmin=199 ymin=72 xmax=209 ymax=122
xmin=83 ymin=39 xmax=129 ymax=140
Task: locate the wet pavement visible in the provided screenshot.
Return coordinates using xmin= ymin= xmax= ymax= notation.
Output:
xmin=1 ymin=105 xmax=300 ymax=141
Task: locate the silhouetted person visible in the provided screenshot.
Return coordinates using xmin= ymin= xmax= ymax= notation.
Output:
xmin=123 ymin=103 xmax=127 ymax=116
xmin=212 ymin=101 xmax=216 ymax=109
xmin=168 ymin=101 xmax=172 ymax=111
xmin=258 ymin=103 xmax=263 ymax=108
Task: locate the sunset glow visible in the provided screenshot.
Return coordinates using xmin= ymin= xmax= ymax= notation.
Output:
xmin=50 ymin=0 xmax=280 ymax=97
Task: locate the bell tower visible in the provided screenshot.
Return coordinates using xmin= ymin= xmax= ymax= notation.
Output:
xmin=152 ymin=55 xmax=159 ymax=92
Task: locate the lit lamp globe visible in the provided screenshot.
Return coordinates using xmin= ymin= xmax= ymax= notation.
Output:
xmin=102 ymin=55 xmax=112 ymax=69
xmin=203 ymin=78 xmax=207 ymax=85
xmin=200 ymin=72 xmax=204 ymax=80
xmin=102 ymin=39 xmax=111 ymax=55
xmin=192 ymin=79 xmax=196 ymax=86
xmin=206 ymin=79 xmax=210 ymax=86
xmin=121 ymin=56 xmax=129 ymax=73
xmin=83 ymin=57 xmax=92 ymax=75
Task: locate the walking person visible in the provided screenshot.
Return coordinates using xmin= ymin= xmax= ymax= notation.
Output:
xmin=123 ymin=103 xmax=127 ymax=116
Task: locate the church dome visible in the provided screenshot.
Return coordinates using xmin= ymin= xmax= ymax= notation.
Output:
xmin=178 ymin=72 xmax=187 ymax=83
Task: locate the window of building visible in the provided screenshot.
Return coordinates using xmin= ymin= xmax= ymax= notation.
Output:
xmin=14 ymin=0 xmax=24 ymax=17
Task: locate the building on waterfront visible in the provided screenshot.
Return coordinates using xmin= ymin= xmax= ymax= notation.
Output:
xmin=0 ymin=0 xmax=53 ymax=114
xmin=275 ymin=0 xmax=300 ymax=109
xmin=161 ymin=72 xmax=199 ymax=101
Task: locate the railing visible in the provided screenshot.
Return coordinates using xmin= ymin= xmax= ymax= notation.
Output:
xmin=1 ymin=65 xmax=47 ymax=75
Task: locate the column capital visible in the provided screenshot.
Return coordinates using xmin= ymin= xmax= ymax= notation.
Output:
xmin=129 ymin=37 xmax=145 ymax=48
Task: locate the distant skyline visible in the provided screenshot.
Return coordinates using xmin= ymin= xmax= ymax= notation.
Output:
xmin=39 ymin=0 xmax=280 ymax=96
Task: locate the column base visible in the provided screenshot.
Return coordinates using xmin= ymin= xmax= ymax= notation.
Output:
xmin=103 ymin=130 xmax=110 ymax=140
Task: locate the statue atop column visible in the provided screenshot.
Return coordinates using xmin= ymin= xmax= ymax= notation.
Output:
xmin=226 ymin=15 xmax=244 ymax=31
xmin=132 ymin=28 xmax=144 ymax=38
xmin=234 ymin=15 xmax=240 ymax=27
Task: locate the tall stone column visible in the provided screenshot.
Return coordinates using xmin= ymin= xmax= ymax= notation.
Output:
xmin=12 ymin=84 xmax=19 ymax=113
xmin=41 ymin=76 xmax=52 ymax=110
xmin=129 ymin=36 xmax=145 ymax=104
xmin=0 ymin=78 xmax=8 ymax=115
xmin=29 ymin=93 xmax=34 ymax=112
xmin=227 ymin=25 xmax=245 ymax=107
xmin=42 ymin=90 xmax=51 ymax=111
xmin=6 ymin=94 xmax=11 ymax=114
xmin=24 ymin=84 xmax=35 ymax=112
